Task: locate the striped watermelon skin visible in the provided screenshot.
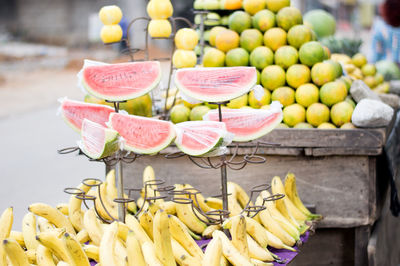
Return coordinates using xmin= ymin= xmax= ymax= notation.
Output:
xmin=82 ymin=61 xmax=161 ymax=101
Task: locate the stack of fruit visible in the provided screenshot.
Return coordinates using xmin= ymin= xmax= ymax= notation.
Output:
xmin=99 ymin=5 xmax=124 ymax=44
xmin=172 ymin=28 xmax=199 ymax=69
xmin=147 ymin=0 xmax=174 ymax=38
xmin=331 ymin=53 xmax=390 ymax=94
xmin=0 ymin=166 xmax=319 ymax=265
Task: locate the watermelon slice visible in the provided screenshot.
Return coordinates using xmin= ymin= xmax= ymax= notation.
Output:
xmin=108 ymin=113 xmax=176 ymax=154
xmin=174 ymin=67 xmax=257 ymax=102
xmin=82 ymin=61 xmax=161 ymax=101
xmin=174 ymin=121 xmax=230 ymax=156
xmin=60 ymin=98 xmax=115 ymax=133
xmin=79 ymin=119 xmax=120 ymax=159
xmin=203 ymin=102 xmax=283 ymax=142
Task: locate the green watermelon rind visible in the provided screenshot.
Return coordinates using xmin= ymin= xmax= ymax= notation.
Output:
xmin=80 ymin=121 xmax=120 ymax=160
xmin=82 ymin=61 xmax=162 ymax=102
xmin=109 ymin=113 xmax=176 ymax=155
xmin=60 ymin=98 xmax=115 ymax=133
xmin=174 ymin=67 xmax=258 ymax=102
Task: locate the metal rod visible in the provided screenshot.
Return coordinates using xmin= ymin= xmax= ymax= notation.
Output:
xmin=116 ymin=155 xmax=126 ymax=223
xmin=217 ymin=103 xmax=229 ymax=218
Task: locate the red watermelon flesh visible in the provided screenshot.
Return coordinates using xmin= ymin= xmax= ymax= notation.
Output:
xmin=60 ymin=98 xmax=115 ymax=133
xmin=203 ymin=105 xmax=283 ymax=142
xmin=80 ymin=119 xmax=120 ymax=159
xmin=82 ymin=61 xmax=161 ymax=101
xmin=174 ymin=67 xmax=257 ymax=102
xmin=109 ymin=113 xmax=176 ymax=154
xmin=174 ymin=121 xmax=228 ymax=156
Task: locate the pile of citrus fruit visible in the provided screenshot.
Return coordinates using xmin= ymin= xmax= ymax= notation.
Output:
xmin=187 ymin=0 xmax=357 ymax=129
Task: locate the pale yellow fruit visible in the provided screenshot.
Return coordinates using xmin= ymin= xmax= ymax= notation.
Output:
xmin=148 ymin=19 xmax=172 ymax=38
xmin=172 ymin=49 xmax=197 ymax=68
xmin=175 ymin=28 xmax=199 ymax=50
xmin=100 ymin=25 xmax=123 ymax=43
xmin=99 ymin=5 xmax=123 ymax=25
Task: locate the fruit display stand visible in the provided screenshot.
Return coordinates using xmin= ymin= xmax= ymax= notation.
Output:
xmin=120 ymin=118 xmax=400 ymax=265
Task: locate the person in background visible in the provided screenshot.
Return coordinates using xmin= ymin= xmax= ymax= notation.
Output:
xmin=369 ymin=0 xmax=400 ymax=66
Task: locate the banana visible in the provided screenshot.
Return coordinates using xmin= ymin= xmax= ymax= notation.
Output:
xmin=225 ymin=216 xmax=268 ymax=249
xmin=76 ymin=229 xmax=90 ymax=244
xmin=255 ymin=196 xmax=296 ymax=247
xmin=56 ymin=204 xmax=69 ymax=216
xmin=180 ymin=184 xmax=213 ymax=213
xmin=9 ymin=231 xmax=25 ymax=248
xmin=99 ymin=222 xmax=121 ymax=266
xmin=175 ymin=201 xmax=207 ymax=234
xmin=57 ymin=261 xmax=70 ymax=266
xmin=142 ymin=166 xmax=162 ymax=202
xmin=250 ymin=259 xmax=274 ymax=266
xmin=63 ymin=233 xmax=90 ymax=266
xmin=68 ymin=179 xmax=97 ymax=232
xmin=38 ymin=217 xmax=54 ymax=232
xmin=228 ymin=182 xmax=251 ymax=208
xmin=202 ymin=235 xmax=221 ymax=266
xmin=36 ymin=244 xmax=57 ymax=266
xmin=126 ymin=231 xmax=146 ymax=266
xmin=138 ymin=210 xmax=153 ymax=240
xmin=212 ymin=230 xmax=253 ymax=266
xmin=25 ymin=248 xmax=37 ymax=264
xmin=22 ymin=212 xmax=40 ymax=250
xmin=87 ymin=183 xmax=118 ymax=221
xmin=264 ymin=229 xmax=296 ymax=252
xmin=153 ymin=210 xmax=176 ymax=266
xmin=284 ymin=173 xmax=322 ymax=220
xmin=168 ymin=214 xmax=204 ymax=260
xmin=202 ymin=224 xmax=221 ymax=239
xmin=83 ymin=208 xmax=103 ymax=246
xmin=260 ymin=191 xmax=300 ymax=241
xmin=227 ymin=182 xmax=243 ymax=217
xmin=125 ymin=214 xmax=152 ymax=245
xmin=204 ymin=197 xmax=223 ymax=210
xmin=159 ymin=201 xmax=176 ymax=215
xmin=36 ymin=230 xmax=75 ymax=265
xmin=271 ymin=176 xmax=308 ymax=223
xmin=117 ymin=221 xmax=130 ymax=242
xmin=148 ymin=201 xmax=161 ymax=217
xmin=2 ymin=238 xmax=30 ymax=266
xmin=136 ymin=197 xmax=149 ymax=213
xmin=29 ymin=203 xmax=75 ymax=236
xmin=105 ymin=169 xmax=137 ymax=215
xmin=246 ymin=234 xmax=274 ymax=262
xmin=0 ymin=207 xmax=13 ymax=266
xmin=171 ymin=238 xmax=200 ymax=266
xmin=229 ymin=215 xmax=249 ymax=258
xmin=82 ymin=245 xmax=99 ymax=262
xmin=141 ymin=241 xmax=163 ymax=266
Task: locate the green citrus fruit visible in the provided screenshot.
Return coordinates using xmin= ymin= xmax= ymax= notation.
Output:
xmin=311 ymin=62 xmax=337 ymax=86
xmin=228 ymin=11 xmax=252 ymax=34
xmin=240 ymin=29 xmax=264 ymax=52
xmin=295 ymin=83 xmax=319 ymax=107
xmin=271 ymin=86 xmax=295 ymax=107
xmin=318 ymin=122 xmax=336 ymax=129
xmin=190 ymin=105 xmax=211 ymax=121
xmin=265 ymin=0 xmax=290 ymax=13
xmin=203 ymin=47 xmax=226 ymax=67
xmin=286 ymin=64 xmax=311 ymax=88
xmin=249 ymin=46 xmax=274 ymax=70
xmin=287 ymin=25 xmax=313 ymax=49
xmin=319 ymin=81 xmax=348 ymax=107
xmin=330 ymin=101 xmax=354 ymax=127
xmin=306 ymin=103 xmax=330 ymax=127
xmin=226 ymin=94 xmax=248 ymax=108
xmin=263 ymin=27 xmax=287 ymax=51
xmin=299 ymin=41 xmax=325 ymax=67
xmin=283 ymin=103 xmax=306 ymax=127
xmin=252 ymin=9 xmax=276 ymax=32
xmin=276 ymin=6 xmax=303 ymax=31
xmin=274 ymin=45 xmax=298 ymax=69
xmin=170 ymin=104 xmax=191 ymax=123
xmin=248 ymin=88 xmax=271 ymax=108
xmin=261 ymin=65 xmax=286 ymax=91
xmin=225 ymin=47 xmax=249 ymax=66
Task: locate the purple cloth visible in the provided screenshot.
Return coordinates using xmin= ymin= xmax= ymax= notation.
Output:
xmin=195 ymin=231 xmax=310 ymax=265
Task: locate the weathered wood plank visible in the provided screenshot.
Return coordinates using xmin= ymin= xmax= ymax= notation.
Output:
xmin=354 ymin=226 xmax=371 ymax=266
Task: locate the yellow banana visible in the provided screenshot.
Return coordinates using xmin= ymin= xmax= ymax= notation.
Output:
xmin=271 ymin=176 xmax=307 ymax=223
xmin=22 ymin=212 xmax=40 ymax=250
xmin=0 ymin=207 xmax=13 ymax=266
xmin=264 ymin=229 xmax=296 ymax=251
xmin=57 ymin=261 xmax=70 ymax=266
xmin=9 ymin=231 xmax=25 ymax=248
xmin=175 ymin=202 xmax=207 ymax=234
xmin=202 ymin=234 xmax=221 ymax=266
xmin=83 ymin=208 xmax=103 ymax=246
xmin=141 ymin=241 xmax=163 ymax=266
xmin=251 ymin=258 xmax=274 ymax=266
xmin=212 ymin=230 xmax=253 ymax=266
xmin=136 ymin=197 xmax=149 ymax=213
xmin=29 ymin=203 xmax=75 ymax=236
xmin=228 ymin=182 xmax=251 ymax=208
xmin=229 ymin=215 xmax=249 ymax=259
xmin=148 ymin=201 xmax=162 ymax=217
xmin=255 ymin=196 xmax=296 ymax=247
xmin=202 ymin=224 xmax=221 ymax=239
xmin=82 ymin=244 xmax=99 ymax=262
xmin=117 ymin=221 xmax=130 ymax=242
xmin=99 ymin=222 xmax=120 ymax=266
xmin=25 ymin=248 xmax=37 ymax=264
xmin=180 ymin=184 xmax=213 ymax=213
xmin=36 ymin=230 xmax=74 ymax=264
xmin=142 ymin=166 xmax=162 ymax=202
xmin=153 ymin=210 xmax=176 ymax=266
xmin=159 ymin=201 xmax=176 ymax=215
xmin=125 ymin=214 xmax=152 ymax=245
xmin=36 ymin=244 xmax=57 ymax=266
xmin=204 ymin=197 xmax=223 ymax=210
xmin=56 ymin=204 xmax=69 ymax=216
xmin=38 ymin=217 xmax=54 ymax=232
xmin=3 ymin=238 xmax=30 ymax=266
xmin=246 ymin=234 xmax=274 ymax=262
xmin=105 ymin=169 xmax=137 ymax=215
xmin=227 ymin=182 xmax=243 ymax=217
xmin=76 ymin=229 xmax=90 ymax=244
xmin=138 ymin=210 xmax=153 ymax=240
xmin=171 ymin=238 xmax=201 ymax=266
xmin=284 ymin=173 xmax=322 ymax=220
xmin=63 ymin=233 xmax=90 ymax=266
xmin=68 ymin=179 xmax=97 ymax=232
xmin=126 ymin=231 xmax=146 ymax=266
xmin=168 ymin=214 xmax=204 ymax=260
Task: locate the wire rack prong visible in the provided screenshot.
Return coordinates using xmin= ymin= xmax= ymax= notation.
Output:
xmin=75 ymin=193 xmax=97 ymax=201
xmin=82 ymin=178 xmax=103 ymax=187
xmin=63 ymin=187 xmax=85 ymax=196
xmin=164 ymin=151 xmax=186 ymax=159
xmin=172 ymin=197 xmax=192 ymax=205
xmin=241 ymin=205 xmax=267 ymax=218
xmin=155 ymin=185 xmax=175 ymax=193
xmin=57 ymin=147 xmax=80 ymax=154
xmin=263 ymin=193 xmax=285 ymax=203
